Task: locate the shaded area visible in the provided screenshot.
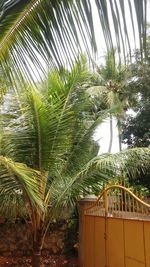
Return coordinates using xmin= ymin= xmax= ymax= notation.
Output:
xmin=0 ymin=256 xmax=78 ymax=267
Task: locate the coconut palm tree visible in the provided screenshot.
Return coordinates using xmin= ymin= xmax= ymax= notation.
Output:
xmin=0 ymin=59 xmax=150 ymax=267
xmin=0 ymin=0 xmax=148 ymax=87
xmin=99 ymin=51 xmax=129 ymax=152
xmin=0 ymin=2 xmax=149 ymax=266
xmin=0 ymin=59 xmax=103 ymax=266
xmin=88 ymin=50 xmax=138 ymax=152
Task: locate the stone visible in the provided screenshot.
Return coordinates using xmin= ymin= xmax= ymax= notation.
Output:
xmin=0 ymin=221 xmax=70 ymax=256
xmin=0 ymin=243 xmax=9 ymax=251
xmin=9 ymin=243 xmax=17 ymax=251
xmin=2 ymin=252 xmax=12 ymax=257
xmin=57 ymin=238 xmax=64 ymax=249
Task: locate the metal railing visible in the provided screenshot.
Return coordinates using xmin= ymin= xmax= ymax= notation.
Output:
xmin=85 ymin=184 xmax=150 ymax=220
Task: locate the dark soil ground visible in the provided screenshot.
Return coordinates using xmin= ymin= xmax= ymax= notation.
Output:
xmin=0 ymin=256 xmax=78 ymax=267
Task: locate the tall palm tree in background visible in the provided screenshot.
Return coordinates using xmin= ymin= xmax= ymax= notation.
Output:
xmin=88 ymin=50 xmax=139 ymax=152
xmin=98 ymin=51 xmax=129 ymax=152
xmin=0 ymin=59 xmax=150 ymax=267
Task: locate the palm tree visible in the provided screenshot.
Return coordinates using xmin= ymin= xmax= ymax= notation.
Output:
xmin=100 ymin=51 xmax=128 ymax=152
xmin=0 ymin=2 xmax=149 ymax=266
xmin=88 ymin=50 xmax=137 ymax=152
xmin=1 ymin=59 xmax=150 ymax=267
xmin=0 ymin=59 xmax=102 ymax=266
xmin=0 ymin=0 xmax=148 ymax=86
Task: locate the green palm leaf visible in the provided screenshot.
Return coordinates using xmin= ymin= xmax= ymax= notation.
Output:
xmin=49 ymin=147 xmax=150 ymax=210
xmin=0 ymin=156 xmax=43 ymax=218
xmin=0 ymin=0 xmax=148 ymax=85
xmin=1 ymin=58 xmax=93 ymax=174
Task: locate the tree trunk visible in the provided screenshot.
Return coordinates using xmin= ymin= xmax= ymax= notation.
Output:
xmin=32 ymin=230 xmax=42 ymax=267
xmin=118 ymin=133 xmax=122 ymax=152
xmin=32 ymin=242 xmax=41 ymax=267
xmin=117 ymin=118 xmax=122 ymax=152
xmin=108 ymin=114 xmax=113 ymax=153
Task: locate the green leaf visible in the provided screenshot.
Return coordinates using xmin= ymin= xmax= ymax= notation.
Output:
xmin=0 ymin=0 xmax=148 ymax=86
xmin=0 ymin=156 xmax=44 ymax=217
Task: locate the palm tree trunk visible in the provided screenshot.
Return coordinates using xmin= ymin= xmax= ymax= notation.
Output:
xmin=117 ymin=118 xmax=122 ymax=152
xmin=32 ymin=231 xmax=42 ymax=267
xmin=119 ymin=134 xmax=122 ymax=152
xmin=32 ymin=244 xmax=41 ymax=267
xmin=108 ymin=114 xmax=113 ymax=153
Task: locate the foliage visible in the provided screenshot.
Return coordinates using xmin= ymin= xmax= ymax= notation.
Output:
xmin=0 ymin=2 xmax=149 ymax=266
xmin=0 ymin=58 xmax=149 ymax=215
xmin=88 ymin=50 xmax=133 ymax=152
xmin=0 ymin=59 xmax=150 ymax=267
xmin=0 ymin=156 xmax=43 ymax=219
xmin=0 ymin=59 xmax=104 ymax=221
xmin=122 ymin=61 xmax=150 ymax=148
xmin=122 ymin=42 xmax=150 ymax=190
xmin=0 ymin=0 xmax=148 ymax=86
xmin=64 ymin=210 xmax=79 ymax=257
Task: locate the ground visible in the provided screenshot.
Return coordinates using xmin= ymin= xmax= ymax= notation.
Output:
xmin=0 ymin=256 xmax=78 ymax=267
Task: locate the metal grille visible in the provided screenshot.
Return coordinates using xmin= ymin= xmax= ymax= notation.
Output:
xmin=85 ymin=185 xmax=150 ymax=220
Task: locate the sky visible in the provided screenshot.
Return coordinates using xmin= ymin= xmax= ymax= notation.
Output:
xmin=90 ymin=0 xmax=142 ymax=63
xmin=94 ymin=118 xmax=121 ymax=154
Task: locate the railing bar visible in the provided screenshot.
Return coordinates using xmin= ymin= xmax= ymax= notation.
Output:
xmin=118 ymin=190 xmax=121 ymax=217
xmin=141 ymin=202 xmax=144 ymax=215
xmin=83 ymin=184 xmax=150 ymax=221
xmin=108 ymin=192 xmax=110 ymax=215
xmin=121 ymin=189 xmax=123 ymax=212
xmin=124 ymin=190 xmax=126 ymax=218
xmin=136 ymin=191 xmax=139 ymax=218
xmin=110 ymin=193 xmax=112 ymax=216
xmin=129 ymin=193 xmax=131 ymax=213
xmin=115 ymin=190 xmax=117 ymax=212
xmin=132 ymin=195 xmax=135 ymax=213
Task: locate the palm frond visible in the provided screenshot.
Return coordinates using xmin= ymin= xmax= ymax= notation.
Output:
xmin=0 ymin=0 xmax=148 ymax=85
xmin=80 ymin=147 xmax=150 ymax=180
xmin=0 ymin=156 xmax=43 ymax=214
xmin=1 ymin=58 xmax=94 ymax=174
xmin=61 ymin=110 xmax=107 ymax=176
xmin=48 ymin=148 xmax=150 ymax=210
xmin=0 ymin=190 xmax=26 ymax=220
